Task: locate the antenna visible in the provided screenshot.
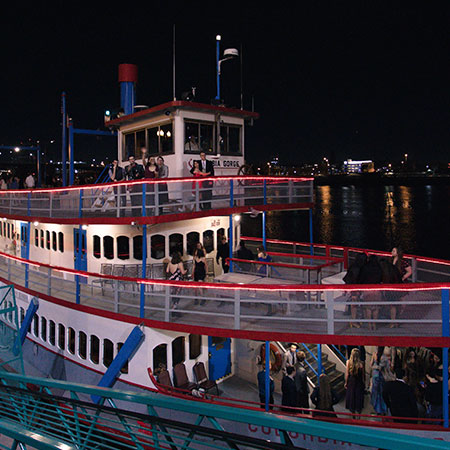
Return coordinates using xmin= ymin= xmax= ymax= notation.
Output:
xmin=173 ymin=24 xmax=176 ymax=101
xmin=240 ymin=43 xmax=243 ymax=110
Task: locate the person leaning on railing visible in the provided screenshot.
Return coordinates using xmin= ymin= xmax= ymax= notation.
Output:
xmin=125 ymin=155 xmax=145 ymax=216
xmin=109 ymin=160 xmax=126 ymax=215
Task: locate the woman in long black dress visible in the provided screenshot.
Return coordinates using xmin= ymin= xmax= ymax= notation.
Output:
xmin=193 ymin=249 xmax=206 ymax=305
xmin=345 ymin=348 xmax=365 ymax=417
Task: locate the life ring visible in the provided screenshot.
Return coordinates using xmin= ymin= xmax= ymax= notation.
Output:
xmin=260 ymin=343 xmax=282 ymax=373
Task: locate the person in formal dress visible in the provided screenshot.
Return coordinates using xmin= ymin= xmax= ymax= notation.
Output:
xmin=282 ymin=366 xmax=297 ymax=411
xmin=125 ymin=155 xmax=145 ymax=216
xmin=311 ymin=373 xmax=339 ymax=417
xmin=382 ymin=368 xmax=418 ymax=423
xmin=282 ymin=344 xmax=298 ymax=374
xmin=216 ymin=236 xmax=229 ymax=274
xmin=257 ymin=362 xmax=274 ymax=409
xmin=294 ymin=352 xmax=309 ymax=410
xmin=190 ymin=152 xmax=215 ymax=209
xmin=345 ymin=348 xmax=365 ymax=416
xmin=156 ymin=156 xmax=169 ymax=214
xmin=109 ymin=160 xmax=126 ymax=215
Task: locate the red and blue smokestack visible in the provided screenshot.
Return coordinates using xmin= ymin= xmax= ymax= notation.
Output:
xmin=118 ymin=64 xmax=138 ymax=115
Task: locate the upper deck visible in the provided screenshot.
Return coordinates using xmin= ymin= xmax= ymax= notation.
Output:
xmin=0 ymin=176 xmax=313 ymax=224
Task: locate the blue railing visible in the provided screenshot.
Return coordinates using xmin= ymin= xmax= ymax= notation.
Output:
xmin=0 ymin=371 xmax=446 ymax=450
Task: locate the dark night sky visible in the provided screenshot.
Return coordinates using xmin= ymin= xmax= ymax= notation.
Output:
xmin=1 ymin=3 xmax=450 ymax=164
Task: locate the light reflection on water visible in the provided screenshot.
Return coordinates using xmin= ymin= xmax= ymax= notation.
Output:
xmin=241 ymin=184 xmax=450 ymax=259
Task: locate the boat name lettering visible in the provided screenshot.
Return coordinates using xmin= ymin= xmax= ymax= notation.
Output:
xmin=247 ymin=424 xmax=353 ymax=446
xmin=212 ymin=160 xmax=240 ymax=168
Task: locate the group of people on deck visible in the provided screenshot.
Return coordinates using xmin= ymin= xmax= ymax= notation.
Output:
xmin=343 ymin=246 xmax=412 ymax=330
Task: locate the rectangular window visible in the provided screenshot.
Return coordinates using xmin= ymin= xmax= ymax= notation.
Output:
xmin=52 ymin=231 xmax=57 ymax=251
xmin=40 ymin=230 xmax=44 ymax=248
xmin=49 ymin=320 xmax=55 ymax=346
xmin=46 ymin=230 xmax=50 ymax=250
xmin=90 ymin=335 xmax=99 ymax=364
xmin=172 ymin=336 xmax=185 ymax=366
xmin=7 ymin=223 xmax=10 ymax=239
xmin=189 ymin=334 xmax=202 ymax=360
xmin=68 ymin=328 xmax=75 ymax=355
xmin=93 ymin=235 xmax=101 ymax=259
xmin=35 ymin=229 xmax=39 ymax=246
xmin=133 ymin=236 xmax=143 ymax=260
xmin=103 ymin=339 xmax=114 ymax=368
xmin=136 ymin=130 xmax=146 ymax=153
xmin=58 ymin=232 xmax=64 ymax=252
xmin=79 ymin=331 xmax=87 ymax=360
xmin=33 ymin=315 xmax=39 ymax=337
xmin=58 ymin=324 xmax=65 ymax=350
xmin=117 ymin=343 xmax=129 ymax=374
xmin=41 ymin=317 xmax=47 ymax=341
xmin=124 ymin=133 xmax=135 ymax=160
xmin=219 ymin=124 xmax=241 ymax=155
xmin=147 ymin=127 xmax=158 ymax=155
xmin=185 ymin=121 xmax=215 ymax=154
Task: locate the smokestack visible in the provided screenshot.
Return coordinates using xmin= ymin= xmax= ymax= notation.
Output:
xmin=118 ymin=64 xmax=138 ymax=115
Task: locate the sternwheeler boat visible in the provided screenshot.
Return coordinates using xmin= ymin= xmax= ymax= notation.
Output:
xmin=0 ymin=64 xmax=449 ymax=450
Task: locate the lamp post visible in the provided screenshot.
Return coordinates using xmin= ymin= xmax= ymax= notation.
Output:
xmin=215 ymin=35 xmax=239 ymax=101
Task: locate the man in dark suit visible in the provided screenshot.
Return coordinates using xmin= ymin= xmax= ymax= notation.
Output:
xmin=295 ymin=352 xmax=309 ymax=409
xmin=190 ymin=151 xmax=215 ymax=209
xmin=282 ymin=366 xmax=297 ymax=412
xmin=382 ymin=368 xmax=418 ymax=423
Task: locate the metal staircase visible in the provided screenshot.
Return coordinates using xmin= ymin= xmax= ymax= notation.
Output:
xmin=298 ymin=343 xmax=346 ymax=400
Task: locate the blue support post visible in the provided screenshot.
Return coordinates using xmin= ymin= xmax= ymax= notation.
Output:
xmin=309 ymin=208 xmax=314 ymax=256
xmin=25 ymin=221 xmax=30 ymax=289
xmin=263 ymin=180 xmax=267 ymax=250
xmin=265 ymin=340 xmax=270 ymax=412
xmin=442 ymin=289 xmax=449 ymax=428
xmin=140 ymin=224 xmax=147 ymax=318
xmin=318 ymin=344 xmax=323 ymax=378
xmin=229 ymin=179 xmax=233 ymax=272
xmin=61 ymin=92 xmax=67 ymax=187
xmin=13 ymin=297 xmax=39 ymax=355
xmin=92 ymin=326 xmax=144 ymax=403
xmin=68 ymin=121 xmax=74 ymax=186
xmin=215 ymin=37 xmax=220 ymax=100
xmin=75 ymin=225 xmax=81 ymax=305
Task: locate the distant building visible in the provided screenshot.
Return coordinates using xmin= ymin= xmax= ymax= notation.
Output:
xmin=343 ymin=159 xmax=374 ymax=174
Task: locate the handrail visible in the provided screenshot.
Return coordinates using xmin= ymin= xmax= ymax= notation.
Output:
xmin=0 ymin=175 xmax=313 ymax=194
xmin=330 ymin=344 xmax=347 ymax=362
xmin=227 ymin=256 xmax=343 ymax=271
xmin=0 ymin=370 xmax=447 ymax=450
xmin=241 ymin=236 xmax=450 ymax=267
xmin=1 ymin=249 xmax=449 ymax=291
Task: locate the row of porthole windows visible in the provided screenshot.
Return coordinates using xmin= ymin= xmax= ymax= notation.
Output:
xmin=0 ymin=222 xmax=14 ymax=240
xmin=93 ymin=228 xmax=229 ymax=261
xmin=33 ymin=229 xmax=64 ymax=253
xmin=152 ymin=334 xmax=202 ymax=372
xmin=18 ymin=308 xmax=127 ymax=373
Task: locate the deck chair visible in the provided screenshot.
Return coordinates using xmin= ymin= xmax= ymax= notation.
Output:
xmin=193 ymin=362 xmax=219 ymax=395
xmin=206 ymin=258 xmax=215 ymax=280
xmin=157 ymin=369 xmax=173 ymax=389
xmin=123 ymin=264 xmax=139 ymax=292
xmin=173 ymin=363 xmax=197 ymax=392
xmin=91 ymin=263 xmax=113 ymax=295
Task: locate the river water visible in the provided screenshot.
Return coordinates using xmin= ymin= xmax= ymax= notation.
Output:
xmin=241 ymin=184 xmax=450 ymax=260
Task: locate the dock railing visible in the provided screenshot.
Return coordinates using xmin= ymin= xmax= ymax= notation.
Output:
xmin=0 ymin=176 xmax=313 ymax=220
